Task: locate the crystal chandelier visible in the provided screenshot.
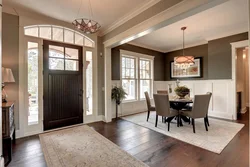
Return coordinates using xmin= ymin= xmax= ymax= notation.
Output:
xmin=72 ymin=0 xmax=101 ymax=34
xmin=174 ymin=27 xmax=194 ymax=71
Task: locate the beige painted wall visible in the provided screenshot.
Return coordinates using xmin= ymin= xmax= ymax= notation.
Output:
xmin=236 ymin=47 xmax=249 ymax=110
xmin=2 ymin=13 xmax=19 ymax=128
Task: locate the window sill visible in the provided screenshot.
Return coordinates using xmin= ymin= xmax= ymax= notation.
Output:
xmin=122 ymin=100 xmax=138 ymax=104
xmin=122 ymin=98 xmax=153 ymax=104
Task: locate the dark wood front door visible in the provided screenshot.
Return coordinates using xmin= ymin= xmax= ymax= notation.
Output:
xmin=43 ymin=40 xmax=83 ymax=130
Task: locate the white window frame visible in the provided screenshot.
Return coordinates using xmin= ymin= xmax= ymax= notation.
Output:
xmin=120 ymin=50 xmax=154 ymax=102
xmin=121 ymin=55 xmax=138 ymax=102
xmin=24 ymin=25 xmax=95 ymax=47
xmin=139 ymin=58 xmax=153 ymax=100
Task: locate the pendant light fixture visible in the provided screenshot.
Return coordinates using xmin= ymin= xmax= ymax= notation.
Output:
xmin=72 ymin=0 xmax=101 ymax=34
xmin=174 ymin=27 xmax=194 ymax=71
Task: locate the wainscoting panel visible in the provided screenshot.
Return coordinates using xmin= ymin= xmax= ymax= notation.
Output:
xmin=112 ymin=80 xmax=236 ymax=120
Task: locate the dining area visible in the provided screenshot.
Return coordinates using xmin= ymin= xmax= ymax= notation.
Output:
xmin=144 ymin=86 xmax=212 ymax=133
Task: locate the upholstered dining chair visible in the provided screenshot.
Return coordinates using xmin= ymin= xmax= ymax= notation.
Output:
xmin=153 ymin=94 xmax=178 ymax=131
xmin=157 ymin=90 xmax=168 ymax=95
xmin=145 ymin=91 xmax=155 ymax=121
xmin=181 ymin=94 xmax=211 ymax=133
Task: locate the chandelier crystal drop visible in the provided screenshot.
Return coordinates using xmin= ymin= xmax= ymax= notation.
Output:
xmin=174 ymin=27 xmax=194 ymax=71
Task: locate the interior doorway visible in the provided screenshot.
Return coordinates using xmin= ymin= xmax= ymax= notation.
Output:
xmin=236 ymin=46 xmax=249 ymax=119
xmin=43 ymin=40 xmax=83 ymax=130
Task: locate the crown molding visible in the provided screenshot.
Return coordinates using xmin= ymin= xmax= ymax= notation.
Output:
xmin=165 ymin=41 xmax=208 ymax=53
xmin=128 ymin=41 xmax=166 ymax=53
xmin=99 ymin=0 xmax=162 ymax=36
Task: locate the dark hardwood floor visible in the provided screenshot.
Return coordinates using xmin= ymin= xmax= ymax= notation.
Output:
xmin=8 ymin=111 xmax=249 ymax=167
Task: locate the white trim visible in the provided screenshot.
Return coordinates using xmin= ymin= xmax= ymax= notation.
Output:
xmin=231 ymin=40 xmax=249 ymax=120
xmin=120 ymin=49 xmax=155 ymax=60
xmin=128 ymin=41 xmax=166 ymax=53
xmin=99 ymin=0 xmax=162 ymax=36
xmin=24 ymin=25 xmax=95 ymax=47
xmin=104 ymin=47 xmax=112 ymax=122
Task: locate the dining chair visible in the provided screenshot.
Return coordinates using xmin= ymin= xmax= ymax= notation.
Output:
xmin=157 ymin=90 xmax=168 ymax=95
xmin=180 ymin=94 xmax=211 ymax=133
xmin=145 ymin=91 xmax=155 ymax=121
xmin=206 ymin=92 xmax=212 ymax=126
xmin=153 ymin=94 xmax=178 ymax=131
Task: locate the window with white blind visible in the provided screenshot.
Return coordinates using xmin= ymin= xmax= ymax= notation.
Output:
xmin=122 ymin=56 xmax=136 ymax=100
xmin=121 ymin=50 xmax=154 ymax=101
xmin=139 ymin=59 xmax=152 ymax=99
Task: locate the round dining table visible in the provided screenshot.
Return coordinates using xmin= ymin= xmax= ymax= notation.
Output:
xmin=167 ymin=98 xmax=193 ymax=127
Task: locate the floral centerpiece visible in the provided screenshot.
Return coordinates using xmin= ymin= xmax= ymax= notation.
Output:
xmin=174 ymin=86 xmax=190 ymax=99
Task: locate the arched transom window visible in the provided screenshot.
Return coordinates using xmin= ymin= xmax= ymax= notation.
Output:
xmin=24 ymin=25 xmax=95 ymax=47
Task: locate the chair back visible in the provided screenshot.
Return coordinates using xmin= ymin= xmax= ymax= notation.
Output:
xmin=157 ymin=90 xmax=168 ymax=95
xmin=191 ymin=94 xmax=211 ymax=118
xmin=153 ymin=94 xmax=171 ymax=117
xmin=144 ymin=92 xmax=152 ymax=110
xmin=207 ymin=92 xmax=212 ymax=98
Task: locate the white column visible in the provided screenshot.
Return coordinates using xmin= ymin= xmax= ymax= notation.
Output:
xmin=104 ymin=47 xmax=112 ymax=122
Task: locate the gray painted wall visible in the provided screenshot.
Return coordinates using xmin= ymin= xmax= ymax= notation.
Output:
xmin=164 ymin=33 xmax=248 ymax=81
xmin=208 ymin=33 xmax=248 ymax=79
xmin=2 ymin=13 xmax=19 ymax=129
xmin=111 ymin=44 xmax=165 ymax=81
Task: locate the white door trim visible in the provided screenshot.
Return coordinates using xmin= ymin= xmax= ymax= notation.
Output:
xmin=231 ymin=40 xmax=249 ymax=120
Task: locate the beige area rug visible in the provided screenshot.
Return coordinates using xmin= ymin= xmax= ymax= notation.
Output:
xmin=122 ymin=112 xmax=244 ymax=154
xmin=39 ymin=125 xmax=148 ymax=167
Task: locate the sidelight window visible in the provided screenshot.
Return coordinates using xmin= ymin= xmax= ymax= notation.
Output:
xmin=86 ymin=51 xmax=93 ymax=115
xmin=28 ymin=42 xmax=39 ymax=125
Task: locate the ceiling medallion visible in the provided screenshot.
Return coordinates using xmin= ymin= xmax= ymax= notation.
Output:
xmin=72 ymin=0 xmax=101 ymax=34
xmin=174 ymin=27 xmax=194 ymax=71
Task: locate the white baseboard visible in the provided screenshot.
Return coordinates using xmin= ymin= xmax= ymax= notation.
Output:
xmin=84 ymin=115 xmax=103 ymax=124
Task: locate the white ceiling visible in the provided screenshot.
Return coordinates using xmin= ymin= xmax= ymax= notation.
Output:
xmin=131 ymin=0 xmax=249 ymax=53
xmin=3 ymin=0 xmax=155 ymax=35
